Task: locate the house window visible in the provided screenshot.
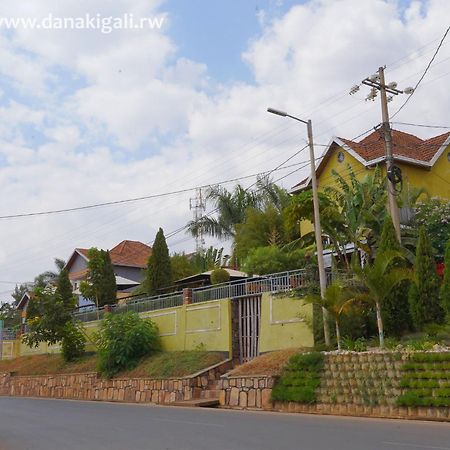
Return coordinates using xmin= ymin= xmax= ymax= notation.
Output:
xmin=337 ymin=151 xmax=345 ymax=163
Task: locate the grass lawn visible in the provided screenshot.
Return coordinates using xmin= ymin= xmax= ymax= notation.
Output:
xmin=0 ymin=353 xmax=98 ymax=376
xmin=229 ymin=348 xmax=310 ymax=377
xmin=0 ymin=351 xmax=225 ymax=379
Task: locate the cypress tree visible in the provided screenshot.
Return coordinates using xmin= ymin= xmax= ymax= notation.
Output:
xmin=98 ymin=250 xmax=117 ymax=307
xmin=440 ymin=238 xmax=450 ymax=318
xmin=145 ymin=228 xmax=172 ymax=295
xmin=56 ymin=268 xmax=77 ymax=310
xmin=409 ymin=226 xmax=444 ymax=329
xmin=378 ymin=216 xmax=411 ymax=336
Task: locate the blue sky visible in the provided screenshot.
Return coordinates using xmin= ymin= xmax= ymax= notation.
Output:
xmin=168 ymin=0 xmax=301 ymax=83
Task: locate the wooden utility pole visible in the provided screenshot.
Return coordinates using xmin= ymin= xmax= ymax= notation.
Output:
xmin=361 ymin=66 xmax=403 ymax=242
xmin=378 ymin=67 xmax=401 ymax=242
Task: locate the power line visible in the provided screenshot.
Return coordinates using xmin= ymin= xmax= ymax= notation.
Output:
xmin=391 ymin=26 xmax=450 ymax=119
xmin=392 ymin=121 xmax=450 ymax=130
xmin=0 ymin=164 xmax=306 ymax=221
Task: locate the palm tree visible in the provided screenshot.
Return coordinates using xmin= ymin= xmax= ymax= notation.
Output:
xmin=187 ymin=177 xmax=290 ymax=242
xmin=304 ymin=282 xmax=355 ymax=350
xmin=350 ymin=250 xmax=413 ymax=348
xmin=324 ymin=165 xmax=386 ymax=257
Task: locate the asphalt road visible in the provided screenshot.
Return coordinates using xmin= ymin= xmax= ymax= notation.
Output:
xmin=0 ymin=397 xmax=449 ymax=450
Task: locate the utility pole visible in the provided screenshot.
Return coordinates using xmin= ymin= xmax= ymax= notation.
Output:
xmin=267 ymin=108 xmax=330 ymax=347
xmin=355 ymin=66 xmax=414 ymax=242
xmin=307 ymin=119 xmax=330 ymax=347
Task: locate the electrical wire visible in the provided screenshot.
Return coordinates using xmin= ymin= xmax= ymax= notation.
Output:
xmin=391 ymin=26 xmax=450 ymax=119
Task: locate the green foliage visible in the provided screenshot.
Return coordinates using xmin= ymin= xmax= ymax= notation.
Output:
xmin=11 ymin=284 xmax=28 ymax=305
xmin=235 ymin=205 xmax=297 ymax=262
xmin=303 ymin=282 xmax=355 ymax=350
xmin=271 ymin=352 xmax=324 ymax=404
xmin=397 ymin=392 xmax=450 ymax=407
xmin=378 ymin=216 xmax=412 ymax=336
xmin=351 ymin=250 xmax=413 ymax=348
xmin=243 ymin=246 xmax=306 ymax=275
xmin=210 ymin=268 xmax=230 ymax=285
xmin=80 ymin=248 xmax=117 ymax=307
xmin=61 ymin=321 xmax=86 ymax=362
xmin=324 ymin=165 xmax=387 ymax=257
xmin=0 ymin=302 xmax=20 ymax=328
xmin=144 ymin=228 xmax=172 ymax=295
xmin=414 ymin=198 xmax=450 ymax=256
xmin=340 ymin=336 xmax=367 ymax=352
xmin=95 ymin=312 xmax=161 ymax=378
xmin=397 ymin=351 xmax=450 ymax=407
xmin=189 ymin=247 xmax=231 ymax=272
xmin=441 ymin=238 xmax=450 ymax=317
xmin=409 ymin=227 xmax=444 ymax=329
xmin=22 ymin=287 xmax=76 ymax=348
xmin=56 ymin=269 xmax=76 ymax=307
xmin=170 ymin=253 xmax=196 ymax=281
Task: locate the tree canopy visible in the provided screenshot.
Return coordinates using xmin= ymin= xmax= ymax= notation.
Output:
xmin=80 ymin=248 xmax=117 ymax=307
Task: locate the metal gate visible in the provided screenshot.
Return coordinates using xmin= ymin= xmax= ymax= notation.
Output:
xmin=235 ymin=296 xmax=261 ymax=364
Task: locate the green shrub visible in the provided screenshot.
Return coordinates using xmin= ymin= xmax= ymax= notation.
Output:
xmin=95 ymin=312 xmax=161 ymax=378
xmin=341 ymin=336 xmax=367 ymax=352
xmin=271 ymin=352 xmax=323 ymax=404
xmin=409 ymin=352 xmax=450 ymax=363
xmin=61 ymin=321 xmax=86 ymax=362
xmin=210 ymin=268 xmax=230 ymax=285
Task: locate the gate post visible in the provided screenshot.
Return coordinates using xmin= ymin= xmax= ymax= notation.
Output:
xmin=182 ymin=289 xmax=193 ymax=305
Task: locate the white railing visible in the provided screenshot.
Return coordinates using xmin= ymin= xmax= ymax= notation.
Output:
xmin=192 ymin=269 xmax=311 ymax=303
xmin=73 ymin=292 xmax=183 ymax=323
xmin=72 ymin=268 xmax=345 ymax=323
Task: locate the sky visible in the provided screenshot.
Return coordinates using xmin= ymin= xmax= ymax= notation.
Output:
xmin=0 ymin=0 xmax=449 ymax=300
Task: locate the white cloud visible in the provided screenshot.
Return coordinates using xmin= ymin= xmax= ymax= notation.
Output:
xmin=0 ymin=0 xmax=449 ymax=297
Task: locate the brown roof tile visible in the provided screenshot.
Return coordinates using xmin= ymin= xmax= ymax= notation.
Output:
xmin=339 ymin=129 xmax=450 ymax=163
xmin=109 ymin=240 xmax=152 ymax=268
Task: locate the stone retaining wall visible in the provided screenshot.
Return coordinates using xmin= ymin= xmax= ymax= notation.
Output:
xmin=219 ymin=352 xmax=450 ymax=422
xmin=218 ymin=375 xmax=274 ymax=409
xmin=0 ymin=359 xmax=232 ymax=404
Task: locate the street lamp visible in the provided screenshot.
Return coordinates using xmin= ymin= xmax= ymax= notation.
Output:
xmin=267 ymin=107 xmax=330 ymax=347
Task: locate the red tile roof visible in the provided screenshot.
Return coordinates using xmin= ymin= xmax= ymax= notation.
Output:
xmin=109 ymin=240 xmax=152 ymax=268
xmin=339 ymin=129 xmax=450 ymax=163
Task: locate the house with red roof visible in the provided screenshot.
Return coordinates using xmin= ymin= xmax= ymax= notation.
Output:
xmin=291 ymin=128 xmax=450 ymax=237
xmin=65 ymin=240 xmax=152 ymax=306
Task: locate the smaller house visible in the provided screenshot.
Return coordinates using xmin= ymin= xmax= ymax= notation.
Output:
xmin=65 ymin=240 xmax=152 ymax=306
xmin=174 ymin=268 xmax=248 ymax=290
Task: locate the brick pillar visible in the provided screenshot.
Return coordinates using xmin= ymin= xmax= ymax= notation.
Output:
xmin=182 ymin=288 xmax=193 ymax=305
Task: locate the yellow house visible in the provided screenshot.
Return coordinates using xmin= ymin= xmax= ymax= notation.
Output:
xmin=291 ymin=128 xmax=450 ymax=236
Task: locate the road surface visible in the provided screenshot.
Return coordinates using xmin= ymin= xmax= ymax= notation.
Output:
xmin=0 ymin=397 xmax=449 ymax=450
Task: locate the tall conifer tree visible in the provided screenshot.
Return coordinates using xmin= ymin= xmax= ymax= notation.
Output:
xmin=378 ymin=216 xmax=411 ymax=336
xmin=440 ymin=238 xmax=450 ymax=318
xmin=409 ymin=227 xmax=444 ymax=329
xmin=144 ymin=228 xmax=172 ymax=295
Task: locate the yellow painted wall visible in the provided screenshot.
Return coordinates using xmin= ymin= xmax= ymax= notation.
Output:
xmin=8 ymin=294 xmax=315 ymax=360
xmin=70 ymin=300 xmax=232 ymax=355
xmin=1 ymin=340 xmax=20 ymax=360
xmin=259 ymin=293 xmax=314 ymax=352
